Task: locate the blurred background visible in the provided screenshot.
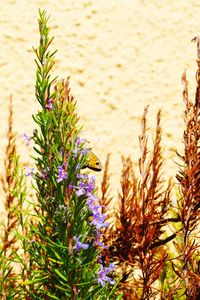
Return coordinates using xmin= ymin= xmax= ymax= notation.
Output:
xmin=0 ymin=0 xmax=200 ymax=199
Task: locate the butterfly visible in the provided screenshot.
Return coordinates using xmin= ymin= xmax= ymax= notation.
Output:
xmin=83 ymin=149 xmax=102 ymax=172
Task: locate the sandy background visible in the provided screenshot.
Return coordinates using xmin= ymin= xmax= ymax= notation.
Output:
xmin=1 ymin=0 xmax=200 ymax=207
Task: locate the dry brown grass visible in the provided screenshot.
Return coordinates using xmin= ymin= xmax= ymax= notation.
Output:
xmin=99 ymin=37 xmax=200 ymax=300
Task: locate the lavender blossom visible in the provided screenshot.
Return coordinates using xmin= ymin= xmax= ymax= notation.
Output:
xmin=91 ymin=212 xmax=108 ymax=230
xmin=73 ymin=136 xmax=86 ymax=155
xmin=98 ymin=263 xmax=116 ymax=287
xmin=75 ymin=180 xmax=87 ymax=196
xmin=56 ymin=163 xmax=67 ymax=183
xmin=73 ymin=236 xmax=89 ymax=252
xmin=75 ymin=163 xmax=81 ymax=171
xmin=25 ymin=167 xmax=34 ymax=177
xmin=87 ymin=194 xmax=108 ymax=230
xmin=76 ymin=188 xmax=85 ymax=196
xmin=59 ymin=149 xmax=63 ymax=156
xmin=40 ymin=167 xmax=50 ymax=179
xmin=87 ymin=194 xmax=99 ymax=209
xmin=72 ymin=174 xmax=95 ymax=196
xmin=72 ymin=174 xmax=108 ymax=248
xmin=95 ymin=230 xmax=107 ymax=248
xmin=75 ymin=136 xmax=85 ymax=148
xmin=86 ymin=175 xmax=96 ymax=194
xmin=81 ymin=148 xmax=88 ymax=155
xmin=45 ymin=98 xmax=54 ymax=110
xmin=22 ymin=132 xmax=32 ymax=146
xmin=77 ymin=173 xmax=85 ymax=179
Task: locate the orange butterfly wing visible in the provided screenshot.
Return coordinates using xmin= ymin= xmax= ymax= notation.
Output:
xmin=85 ymin=150 xmax=102 ymax=172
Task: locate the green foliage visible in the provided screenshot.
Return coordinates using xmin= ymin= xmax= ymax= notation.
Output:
xmin=15 ymin=9 xmax=118 ymax=300
xmin=1 ymin=8 xmax=200 ymax=300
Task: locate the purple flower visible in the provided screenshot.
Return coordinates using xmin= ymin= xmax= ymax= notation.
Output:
xmin=81 ymin=148 xmax=88 ymax=155
xmin=75 ymin=137 xmax=85 ymax=148
xmin=77 ymin=173 xmax=85 ymax=179
xmin=45 ymin=98 xmax=54 ymax=110
xmin=72 ymin=136 xmax=86 ymax=155
xmin=25 ymin=167 xmax=34 ymax=177
xmin=87 ymin=194 xmax=98 ymax=209
xmin=76 ymin=188 xmax=85 ymax=196
xmin=22 ymin=132 xmax=32 ymax=146
xmin=73 ymin=236 xmax=89 ymax=252
xmin=95 ymin=231 xmax=107 ymax=248
xmin=91 ymin=212 xmax=108 ymax=230
xmin=75 ymin=163 xmax=81 ymax=171
xmin=40 ymin=172 xmax=47 ymax=179
xmin=86 ymin=176 xmax=96 ymax=194
xmin=56 ymin=163 xmax=67 ymax=183
xmin=87 ymin=194 xmax=108 ymax=229
xmin=68 ymin=183 xmax=73 ymax=191
xmin=72 ymin=174 xmax=109 ymax=245
xmin=90 ymin=203 xmax=101 ymax=215
xmin=40 ymin=167 xmax=50 ymax=179
xmin=72 ymin=174 xmax=95 ymax=196
xmin=98 ymin=263 xmax=116 ymax=287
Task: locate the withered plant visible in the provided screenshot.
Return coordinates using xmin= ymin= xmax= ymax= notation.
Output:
xmin=0 ymin=97 xmax=18 ymax=299
xmin=100 ymin=153 xmax=112 ymax=215
xmin=0 ymin=97 xmax=28 ymax=299
xmin=101 ymin=107 xmax=172 ymax=299
xmin=1 ymin=97 xmax=18 ymax=254
xmin=172 ymin=37 xmax=200 ymax=299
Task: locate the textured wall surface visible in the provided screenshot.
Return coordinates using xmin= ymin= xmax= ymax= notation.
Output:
xmin=1 ymin=0 xmax=200 ymax=201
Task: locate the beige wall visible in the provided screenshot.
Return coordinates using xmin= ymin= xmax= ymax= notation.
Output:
xmin=0 ymin=0 xmax=200 ymax=200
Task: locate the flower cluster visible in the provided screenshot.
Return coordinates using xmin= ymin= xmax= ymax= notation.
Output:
xmin=25 ymin=167 xmax=34 ymax=177
xmin=72 ymin=172 xmax=115 ymax=286
xmin=73 ymin=174 xmax=95 ymax=196
xmin=98 ymin=263 xmax=116 ymax=287
xmin=56 ymin=163 xmax=67 ymax=183
xmin=39 ymin=167 xmax=50 ymax=179
xmin=73 ymin=236 xmax=89 ymax=253
xmin=88 ymin=195 xmax=108 ymax=231
xmin=72 ymin=173 xmax=108 ymax=234
xmin=45 ymin=98 xmax=54 ymax=110
xmin=23 ymin=132 xmax=32 ymax=146
xmin=73 ymin=136 xmax=86 ymax=155
xmin=54 ymin=136 xmax=115 ymax=287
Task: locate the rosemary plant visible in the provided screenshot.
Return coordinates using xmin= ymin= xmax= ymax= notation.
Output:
xmin=18 ymin=9 xmax=119 ymax=300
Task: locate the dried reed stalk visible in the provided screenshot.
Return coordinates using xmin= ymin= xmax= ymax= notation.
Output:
xmin=0 ymin=96 xmax=18 ymax=298
xmin=100 ymin=153 xmax=112 ymax=213
xmin=174 ymin=37 xmax=200 ymax=299
xmin=1 ymin=96 xmax=18 ymax=255
xmin=102 ymin=107 xmax=172 ymax=299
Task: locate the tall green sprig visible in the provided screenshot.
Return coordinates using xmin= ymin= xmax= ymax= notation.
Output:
xmin=21 ymin=10 xmax=119 ymax=299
